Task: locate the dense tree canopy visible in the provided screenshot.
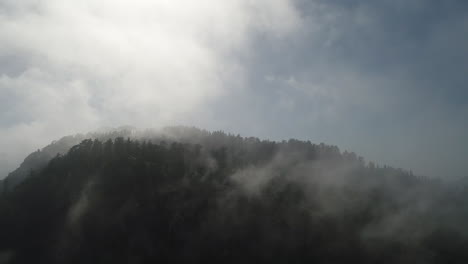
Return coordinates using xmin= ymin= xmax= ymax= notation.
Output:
xmin=0 ymin=127 xmax=467 ymax=263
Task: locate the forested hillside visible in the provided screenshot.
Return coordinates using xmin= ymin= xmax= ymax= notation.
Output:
xmin=0 ymin=127 xmax=467 ymax=263
xmin=1 ymin=126 xmax=138 ymax=192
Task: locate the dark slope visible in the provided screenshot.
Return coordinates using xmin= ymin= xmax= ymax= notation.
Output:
xmin=1 ymin=127 xmax=137 ymax=192
xmin=0 ymin=128 xmax=467 ymax=264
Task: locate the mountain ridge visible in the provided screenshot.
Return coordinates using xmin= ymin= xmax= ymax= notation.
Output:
xmin=3 ymin=126 xmax=421 ymax=191
xmin=2 ymin=126 xmax=463 ymax=263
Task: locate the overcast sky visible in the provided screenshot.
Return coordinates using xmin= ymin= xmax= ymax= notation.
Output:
xmin=1 ymin=0 xmax=467 ymax=179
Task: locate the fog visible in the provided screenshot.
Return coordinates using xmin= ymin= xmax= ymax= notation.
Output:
xmin=1 ymin=0 xmax=467 ymax=179
xmin=1 ymin=126 xmax=468 ymax=262
xmin=0 ymin=0 xmax=300 ymax=177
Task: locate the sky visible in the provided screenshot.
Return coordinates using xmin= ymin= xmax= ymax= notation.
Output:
xmin=0 ymin=0 xmax=467 ymax=179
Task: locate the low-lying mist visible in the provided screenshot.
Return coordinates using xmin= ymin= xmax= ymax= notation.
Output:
xmin=0 ymin=126 xmax=467 ymax=263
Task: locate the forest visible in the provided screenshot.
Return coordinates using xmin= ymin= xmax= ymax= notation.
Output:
xmin=0 ymin=127 xmax=467 ymax=263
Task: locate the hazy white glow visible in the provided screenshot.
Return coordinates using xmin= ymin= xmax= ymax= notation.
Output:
xmin=0 ymin=0 xmax=300 ymax=176
xmin=2 ymin=0 xmax=466 ymax=180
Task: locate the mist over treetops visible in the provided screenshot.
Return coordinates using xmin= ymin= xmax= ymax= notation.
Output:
xmin=0 ymin=126 xmax=467 ymax=264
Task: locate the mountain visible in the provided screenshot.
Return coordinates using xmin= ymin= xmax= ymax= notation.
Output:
xmin=1 ymin=126 xmax=237 ymax=192
xmin=1 ymin=126 xmax=137 ymax=193
xmin=2 ymin=135 xmax=83 ymax=193
xmin=0 ymin=127 xmax=467 ymax=264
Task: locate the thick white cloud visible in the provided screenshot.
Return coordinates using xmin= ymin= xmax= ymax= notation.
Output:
xmin=0 ymin=0 xmax=301 ymax=177
xmin=1 ymin=0 xmax=467 ymax=180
